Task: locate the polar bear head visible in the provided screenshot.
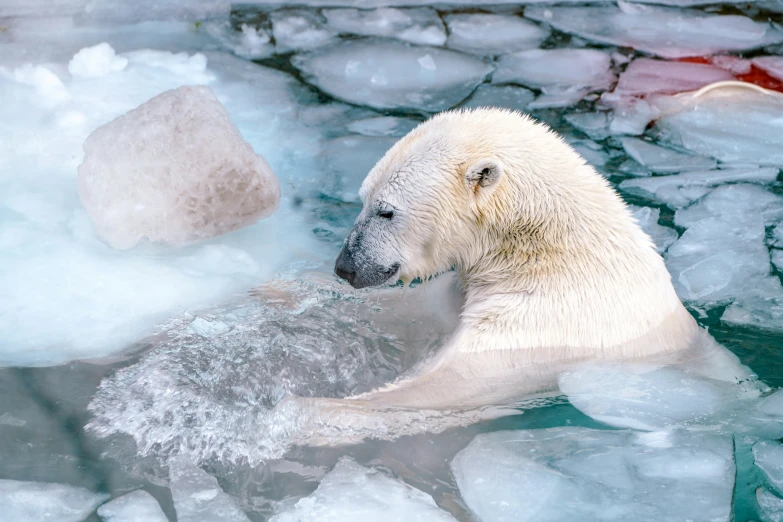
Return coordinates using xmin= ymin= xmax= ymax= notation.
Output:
xmin=334 ymin=108 xmax=648 ymax=291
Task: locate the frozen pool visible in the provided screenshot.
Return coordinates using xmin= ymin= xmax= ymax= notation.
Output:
xmin=1 ymin=0 xmax=783 ymax=520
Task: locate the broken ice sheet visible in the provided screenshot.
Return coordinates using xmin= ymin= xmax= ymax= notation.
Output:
xmin=452 ymin=427 xmax=735 ymax=522
xmin=322 ymin=7 xmax=446 ymax=46
xmin=754 ymin=56 xmax=783 ymax=82
xmin=628 ymin=205 xmax=678 ymax=253
xmin=170 ymin=456 xmax=251 ymax=522
xmin=619 ymin=137 xmax=716 ymax=174
xmin=650 ymin=87 xmax=783 ymax=166
xmin=292 ymin=39 xmax=493 ymax=112
xmin=270 ymin=458 xmax=457 ymax=522
xmin=271 ymin=9 xmax=338 ymax=53
xmin=755 ymin=441 xmax=783 ymax=496
xmin=444 ymin=13 xmax=549 ymax=56
xmin=525 ymin=3 xmax=783 ymax=59
xmin=618 ymin=167 xmax=780 ymax=209
xmin=459 ymin=84 xmax=535 ymax=112
xmin=346 ymin=116 xmax=420 ymax=137
xmin=614 ymin=58 xmax=734 ymax=97
xmin=0 ymin=479 xmax=109 ymax=522
xmin=494 ymin=49 xmax=615 ymax=109
xmin=564 ymin=111 xmax=610 ymax=140
xmin=758 ymin=487 xmax=783 ymax=522
xmin=97 ymin=490 xmax=168 ymax=522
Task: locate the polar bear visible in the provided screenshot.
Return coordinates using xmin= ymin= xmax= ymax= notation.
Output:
xmin=289 ymin=108 xmax=752 ymax=443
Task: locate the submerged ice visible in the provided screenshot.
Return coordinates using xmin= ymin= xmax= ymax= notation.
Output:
xmin=452 ymin=427 xmax=735 ymax=522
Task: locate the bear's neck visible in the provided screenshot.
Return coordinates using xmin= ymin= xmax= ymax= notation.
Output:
xmin=452 ymin=169 xmax=697 ymax=358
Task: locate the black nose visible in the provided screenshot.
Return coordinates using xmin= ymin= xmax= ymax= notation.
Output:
xmin=335 ymin=266 xmax=355 ymax=284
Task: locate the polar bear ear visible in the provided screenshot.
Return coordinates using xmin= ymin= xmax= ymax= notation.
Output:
xmin=465 ymin=158 xmax=503 ymax=193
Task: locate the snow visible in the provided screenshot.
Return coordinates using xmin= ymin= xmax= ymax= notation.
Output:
xmin=68 ymin=42 xmax=128 ymax=78
xmin=619 ymin=167 xmax=780 ymax=209
xmin=270 ymin=458 xmax=457 ymax=522
xmin=755 ymin=441 xmax=783 ymax=496
xmin=494 ymin=49 xmax=614 ymax=109
xmin=459 ymin=84 xmax=535 ymax=112
xmin=452 ymin=427 xmax=735 ymax=522
xmin=323 ymin=7 xmax=446 ymax=46
xmin=444 ymin=14 xmax=549 ymax=56
xmin=270 ymin=9 xmax=338 ymax=53
xmin=629 ymin=206 xmax=678 ymax=254
xmin=615 ymin=58 xmax=734 ymax=97
xmin=525 ymin=3 xmax=783 ymax=59
xmin=292 ymin=40 xmax=493 ymax=112
xmin=758 ymin=488 xmax=783 ymax=522
xmin=0 ymin=479 xmax=109 ymax=522
xmin=620 ymin=137 xmax=716 ymax=174
xmin=0 ymin=45 xmax=324 ymax=366
xmin=651 ymin=87 xmax=783 ymax=166
xmin=78 ymin=85 xmax=280 ymax=249
xmin=170 ymin=456 xmax=251 ymax=522
xmin=97 ymin=490 xmax=168 ymax=522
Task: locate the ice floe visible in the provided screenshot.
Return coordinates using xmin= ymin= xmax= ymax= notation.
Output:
xmin=755 ymin=441 xmax=783 ymax=496
xmin=271 ymin=9 xmax=338 ymax=53
xmin=620 ymin=137 xmax=716 ymax=174
xmin=170 ymin=456 xmax=251 ymax=522
xmin=526 ymin=3 xmax=783 ymax=59
xmin=754 ymin=56 xmax=783 ymax=82
xmin=97 ymin=490 xmax=168 ymax=522
xmin=293 ymin=40 xmax=493 ymax=112
xmin=758 ymin=487 xmax=783 ymax=522
xmin=494 ymin=49 xmax=614 ymax=109
xmin=444 ymin=14 xmax=549 ymax=56
xmin=323 ymin=7 xmax=446 ymax=46
xmin=619 ymin=167 xmax=780 ymax=209
xmin=629 ymin=206 xmax=678 ymax=253
xmin=452 ymin=427 xmax=735 ymax=522
xmin=564 ymin=111 xmax=610 ymax=141
xmin=459 ymin=84 xmax=535 ymax=112
xmin=270 ymin=458 xmax=457 ymax=522
xmin=0 ymin=479 xmax=109 ymax=522
xmin=614 ymin=58 xmax=734 ymax=97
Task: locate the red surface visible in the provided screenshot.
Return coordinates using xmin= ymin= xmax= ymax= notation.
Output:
xmin=673 ymin=56 xmax=783 ymax=92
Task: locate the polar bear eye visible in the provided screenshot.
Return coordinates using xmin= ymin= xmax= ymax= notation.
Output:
xmin=378 ymin=209 xmax=394 ymax=220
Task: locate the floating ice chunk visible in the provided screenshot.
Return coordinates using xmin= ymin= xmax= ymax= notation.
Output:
xmin=754 ymin=441 xmax=783 ymax=496
xmin=292 ymin=40 xmax=493 ymax=112
xmin=754 ymin=56 xmax=783 ymax=82
xmin=494 ymin=49 xmax=615 ymax=96
xmin=270 ymin=458 xmax=457 ymax=522
xmin=459 ymin=84 xmax=535 ymax=112
xmin=271 ymin=9 xmax=337 ymax=53
xmin=68 ymin=43 xmax=128 ymax=78
xmin=80 ymin=0 xmax=229 ymax=23
xmin=444 ymin=14 xmax=549 ymax=56
xmin=97 ymin=490 xmax=168 ymax=522
xmin=0 ymin=412 xmax=26 ymax=427
xmin=619 ymin=167 xmax=780 ymax=209
xmin=170 ymin=456 xmax=250 ymax=522
xmin=674 ymin=184 xmax=783 ymax=229
xmin=600 ymin=93 xmax=660 ymax=136
xmin=0 ymin=480 xmax=108 ymax=522
xmin=217 ymin=23 xmax=275 ymax=60
xmin=564 ymin=112 xmax=609 ymax=140
xmin=77 ymin=85 xmax=280 ymax=250
xmin=0 ymin=0 xmax=88 ymax=17
xmin=629 ymin=206 xmax=678 ymax=253
xmin=615 ymin=58 xmax=734 ymax=97
xmin=452 ymin=427 xmax=735 ymax=522
xmin=774 ymin=249 xmax=783 ymax=273
xmin=569 ymin=139 xmax=609 ymax=168
xmin=619 ymin=137 xmax=716 ymax=174
xmin=651 ymin=88 xmax=783 ymax=166
xmin=559 ymin=362 xmax=730 ymax=430
xmin=525 ymin=4 xmax=783 ymax=59
xmin=323 ymin=8 xmax=446 ymax=46
xmin=758 ymin=487 xmax=783 ymax=522
xmin=320 ymin=135 xmax=396 ymax=202
xmin=721 ymin=276 xmax=783 ymax=332
xmin=346 ymin=116 xmax=420 ymax=137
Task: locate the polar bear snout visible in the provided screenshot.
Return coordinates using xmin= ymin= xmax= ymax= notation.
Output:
xmin=334 ymin=245 xmax=400 ymax=289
